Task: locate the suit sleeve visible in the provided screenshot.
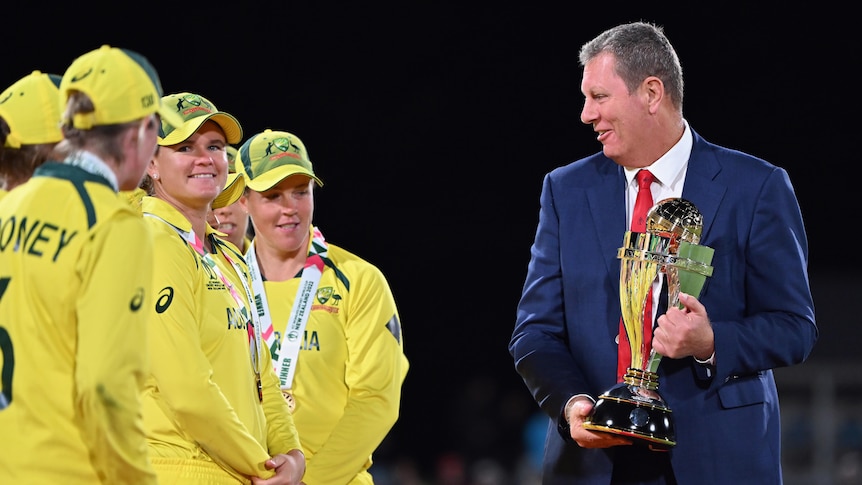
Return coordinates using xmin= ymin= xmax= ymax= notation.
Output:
xmin=709 ymin=166 xmax=817 ymax=384
xmin=75 ymin=214 xmax=157 ymax=485
xmin=509 ymin=173 xmax=591 ymax=427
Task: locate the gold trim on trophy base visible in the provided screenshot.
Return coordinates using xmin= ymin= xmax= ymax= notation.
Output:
xmin=623 ymin=368 xmax=659 ymax=391
xmin=584 ymin=368 xmax=676 ymax=451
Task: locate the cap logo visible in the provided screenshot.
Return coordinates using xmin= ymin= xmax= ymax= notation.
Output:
xmin=69 ymin=68 xmax=93 ymax=83
xmin=175 ymin=93 xmax=214 ymax=117
xmin=267 ymin=136 xmax=303 ymax=160
xmin=142 ymin=93 xmax=155 ymax=109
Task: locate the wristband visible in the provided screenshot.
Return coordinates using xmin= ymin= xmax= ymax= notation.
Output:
xmin=694 ymin=351 xmax=715 ymax=366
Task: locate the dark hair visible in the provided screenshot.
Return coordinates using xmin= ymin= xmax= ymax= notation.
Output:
xmin=139 ymin=172 xmax=155 ymax=195
xmin=578 ymin=21 xmax=684 ymax=112
xmin=0 ymin=116 xmax=57 ymax=190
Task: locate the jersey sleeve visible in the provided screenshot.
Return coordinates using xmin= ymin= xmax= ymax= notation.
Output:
xmin=304 ymin=263 xmax=409 ymax=484
xmin=74 ymin=213 xmax=157 ymax=485
xmin=146 ymin=230 xmax=274 ymax=480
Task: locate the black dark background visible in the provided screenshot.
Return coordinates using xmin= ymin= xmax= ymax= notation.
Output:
xmin=6 ymin=3 xmax=857 ymax=481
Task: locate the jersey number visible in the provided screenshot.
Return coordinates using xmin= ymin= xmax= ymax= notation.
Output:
xmin=0 ymin=277 xmax=13 ymax=410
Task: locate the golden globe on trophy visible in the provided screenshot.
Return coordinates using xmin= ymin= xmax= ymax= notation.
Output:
xmin=583 ymin=198 xmax=714 ymax=451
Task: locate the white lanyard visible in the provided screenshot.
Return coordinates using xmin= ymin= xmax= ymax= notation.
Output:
xmin=245 ymin=226 xmax=327 ymax=390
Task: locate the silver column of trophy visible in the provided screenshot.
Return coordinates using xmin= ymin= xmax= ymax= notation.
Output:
xmin=583 ymin=198 xmax=714 ymax=451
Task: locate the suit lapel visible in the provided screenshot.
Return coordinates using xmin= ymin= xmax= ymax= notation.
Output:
xmin=681 ymin=131 xmax=726 ymax=243
xmin=587 ymin=162 xmax=628 ymax=278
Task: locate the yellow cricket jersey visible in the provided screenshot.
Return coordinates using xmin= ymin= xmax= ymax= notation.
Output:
xmin=238 ymin=235 xmax=252 ymax=254
xmin=258 ymin=227 xmax=409 ymax=485
xmin=0 ymin=162 xmax=156 ymax=484
xmin=141 ymin=196 xmax=300 ymax=484
xmin=213 ymin=229 xmax=252 ymax=256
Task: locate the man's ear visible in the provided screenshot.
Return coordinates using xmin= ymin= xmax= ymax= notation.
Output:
xmin=643 ymin=76 xmax=664 ymax=114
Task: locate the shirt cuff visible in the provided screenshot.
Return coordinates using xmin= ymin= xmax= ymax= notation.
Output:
xmin=694 ymin=351 xmax=715 ymax=366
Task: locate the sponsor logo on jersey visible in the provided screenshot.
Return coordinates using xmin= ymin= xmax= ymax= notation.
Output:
xmin=130 ymin=287 xmax=144 ymax=311
xmin=155 ymin=287 xmax=173 ymax=313
xmin=69 ymin=68 xmax=93 ymax=83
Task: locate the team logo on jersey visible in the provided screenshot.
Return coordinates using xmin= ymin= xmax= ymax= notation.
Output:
xmin=130 ymin=287 xmax=144 ymax=311
xmin=316 ymin=287 xmax=333 ymax=304
xmin=312 ymin=286 xmax=342 ymax=314
xmin=155 ymin=287 xmax=174 ymax=313
xmin=315 ymin=286 xmax=341 ymax=307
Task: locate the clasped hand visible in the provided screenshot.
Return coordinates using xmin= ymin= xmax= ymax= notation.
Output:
xmin=251 ymin=449 xmax=306 ymax=485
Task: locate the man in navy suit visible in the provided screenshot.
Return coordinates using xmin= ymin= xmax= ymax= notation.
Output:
xmin=509 ymin=21 xmax=817 ymax=484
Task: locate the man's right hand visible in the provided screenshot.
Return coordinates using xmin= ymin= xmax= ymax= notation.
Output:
xmin=566 ymin=397 xmax=633 ymax=448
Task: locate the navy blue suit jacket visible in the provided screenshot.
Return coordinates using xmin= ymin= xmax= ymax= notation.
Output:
xmin=510 ymin=128 xmax=818 ymax=484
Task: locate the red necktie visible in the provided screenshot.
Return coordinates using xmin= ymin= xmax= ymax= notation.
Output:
xmin=617 ymin=169 xmax=655 ymax=381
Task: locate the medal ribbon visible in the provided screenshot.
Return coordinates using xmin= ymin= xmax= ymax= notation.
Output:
xmin=246 ymin=226 xmax=327 ymax=391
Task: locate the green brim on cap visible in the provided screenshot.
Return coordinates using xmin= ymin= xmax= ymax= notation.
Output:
xmin=212 ymin=172 xmax=245 ymax=209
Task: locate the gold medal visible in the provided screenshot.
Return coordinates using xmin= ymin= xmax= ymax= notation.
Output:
xmin=282 ymin=390 xmax=296 ymax=413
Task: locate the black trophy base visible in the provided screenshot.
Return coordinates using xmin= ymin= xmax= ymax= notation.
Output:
xmin=583 ymin=368 xmax=676 ymax=451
